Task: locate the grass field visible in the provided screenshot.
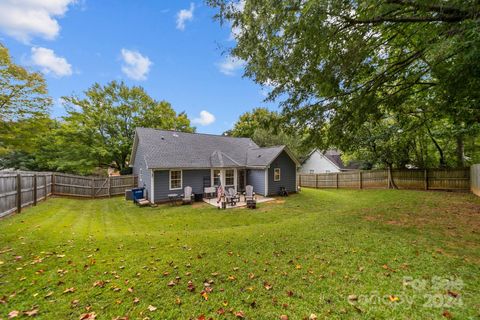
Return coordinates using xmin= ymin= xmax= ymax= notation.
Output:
xmin=0 ymin=189 xmax=479 ymax=319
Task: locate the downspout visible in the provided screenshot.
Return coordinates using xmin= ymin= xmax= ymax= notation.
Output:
xmin=150 ymin=169 xmax=155 ymax=204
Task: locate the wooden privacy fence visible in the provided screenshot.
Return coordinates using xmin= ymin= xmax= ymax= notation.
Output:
xmin=472 ymin=164 xmax=480 ymax=197
xmin=0 ymin=172 xmax=137 ymax=218
xmin=299 ymin=168 xmax=471 ymax=191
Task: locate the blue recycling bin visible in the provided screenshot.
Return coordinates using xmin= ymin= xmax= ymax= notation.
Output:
xmin=131 ymin=187 xmax=145 ymax=203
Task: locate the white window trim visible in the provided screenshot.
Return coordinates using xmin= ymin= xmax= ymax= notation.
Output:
xmin=225 ymin=169 xmax=235 ymax=187
xmin=274 ymin=168 xmax=281 ymax=181
xmin=169 ymin=169 xmax=183 ymax=190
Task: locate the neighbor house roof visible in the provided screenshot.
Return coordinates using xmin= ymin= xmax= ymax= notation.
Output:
xmin=305 ymin=149 xmax=361 ymax=171
xmin=130 ymin=128 xmax=300 ymax=169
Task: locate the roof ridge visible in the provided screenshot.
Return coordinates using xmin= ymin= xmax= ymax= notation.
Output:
xmin=137 ymin=127 xmax=254 ymax=140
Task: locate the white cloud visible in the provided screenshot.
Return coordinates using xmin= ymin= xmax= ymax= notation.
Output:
xmin=120 ymin=49 xmax=152 ymax=81
xmin=217 ymin=56 xmax=245 ymax=76
xmin=30 ymin=47 xmax=72 ymax=77
xmin=176 ymin=3 xmax=194 ymax=31
xmin=0 ymin=0 xmax=76 ymax=43
xmin=192 ymin=110 xmax=216 ymax=126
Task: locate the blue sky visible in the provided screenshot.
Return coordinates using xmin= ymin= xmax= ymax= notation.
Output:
xmin=0 ymin=0 xmax=274 ymax=134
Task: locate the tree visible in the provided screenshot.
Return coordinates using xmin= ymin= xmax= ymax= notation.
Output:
xmin=60 ymin=81 xmax=194 ymax=172
xmin=229 ymin=107 xmax=280 ymax=137
xmin=0 ymin=43 xmax=50 ymax=121
xmin=229 ymin=107 xmax=309 ymax=159
xmin=0 ymin=116 xmax=58 ymax=171
xmin=209 ymin=0 xmax=480 ymax=167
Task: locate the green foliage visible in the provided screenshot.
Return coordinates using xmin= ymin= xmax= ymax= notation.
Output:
xmin=229 ymin=107 xmax=309 ymax=159
xmin=209 ymin=0 xmax=480 ymax=168
xmin=0 ymin=43 xmax=51 ymax=121
xmin=58 ymin=81 xmax=195 ymax=173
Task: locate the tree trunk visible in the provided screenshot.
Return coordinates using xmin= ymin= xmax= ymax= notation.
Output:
xmin=455 ymin=135 xmax=465 ymax=167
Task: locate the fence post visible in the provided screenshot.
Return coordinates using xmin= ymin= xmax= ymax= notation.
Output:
xmin=51 ymin=173 xmax=56 ymax=195
xmin=359 ymin=171 xmax=363 ymax=189
xmin=44 ymin=175 xmax=48 ymax=198
xmin=424 ymin=169 xmax=428 ymax=190
xmin=336 ymin=173 xmax=339 ymax=189
xmin=108 ymin=177 xmax=111 ymax=197
xmin=33 ymin=174 xmax=37 ymax=206
xmin=315 ymin=174 xmax=319 ymax=189
xmin=16 ymin=174 xmax=22 ymax=213
xmin=91 ymin=178 xmax=95 ymax=198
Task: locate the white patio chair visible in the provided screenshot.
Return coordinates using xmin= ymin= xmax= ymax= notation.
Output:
xmin=181 ymin=186 xmax=194 ymax=205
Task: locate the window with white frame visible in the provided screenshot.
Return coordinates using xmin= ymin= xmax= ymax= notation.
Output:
xmin=225 ymin=169 xmax=234 ymax=186
xmin=169 ymin=170 xmax=182 ymax=190
xmin=274 ymin=168 xmax=281 ymax=181
xmin=309 ymin=170 xmax=314 ymax=174
xmin=213 ymin=169 xmax=221 ymax=186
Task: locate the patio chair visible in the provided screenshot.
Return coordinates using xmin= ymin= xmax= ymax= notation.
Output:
xmin=225 ymin=188 xmax=240 ymax=206
xmin=181 ymin=186 xmax=194 ymax=205
xmin=243 ymin=185 xmax=256 ymax=209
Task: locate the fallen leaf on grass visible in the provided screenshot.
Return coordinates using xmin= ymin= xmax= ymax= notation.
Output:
xmin=309 ymin=314 xmax=318 ymax=320
xmin=93 ymin=281 xmax=105 ymax=288
xmin=235 ymin=311 xmax=245 ymax=318
xmin=280 ymin=315 xmax=288 ymax=320
xmin=63 ymin=287 xmax=76 ymax=294
xmin=175 ymin=297 xmax=182 ymax=305
xmin=147 ymin=305 xmax=157 ymax=312
xmin=127 ymin=287 xmax=134 ymax=293
xmin=187 ymin=281 xmax=195 ymax=292
xmin=388 ymin=295 xmax=399 ymax=302
xmin=79 ymin=312 xmax=96 ymax=320
xmin=263 ymin=282 xmax=273 ymax=290
xmin=133 ymin=297 xmax=140 ymax=304
xmin=442 ymin=310 xmax=452 ymax=318
xmin=167 ymin=281 xmax=176 ymax=287
xmin=112 ymin=317 xmax=128 ymax=320
xmin=8 ymin=310 xmax=20 ymax=318
xmin=216 ymin=308 xmax=225 ymax=315
xmin=200 ymin=291 xmax=208 ymax=301
xmin=24 ymin=308 xmax=39 ymax=317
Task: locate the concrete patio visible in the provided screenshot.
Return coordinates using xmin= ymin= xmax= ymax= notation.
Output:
xmin=203 ymin=195 xmax=274 ymax=209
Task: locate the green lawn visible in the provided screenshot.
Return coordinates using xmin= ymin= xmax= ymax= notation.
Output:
xmin=0 ymin=189 xmax=479 ymax=319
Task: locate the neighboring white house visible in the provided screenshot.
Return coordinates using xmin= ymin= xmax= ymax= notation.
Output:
xmin=300 ymin=149 xmax=359 ymax=173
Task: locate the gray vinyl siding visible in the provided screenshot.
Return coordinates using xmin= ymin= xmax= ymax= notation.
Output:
xmin=268 ymin=151 xmax=297 ymax=196
xmin=247 ymin=169 xmax=266 ymax=196
xmin=153 ymin=169 xmax=210 ymax=202
xmin=132 ymin=144 xmax=151 ymax=200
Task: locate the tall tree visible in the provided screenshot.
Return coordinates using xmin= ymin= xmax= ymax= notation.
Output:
xmin=209 ymin=0 xmax=480 ymax=167
xmin=61 ymin=81 xmax=195 ymax=172
xmin=0 ymin=43 xmax=50 ymax=121
xmin=229 ymin=107 xmax=309 ymax=159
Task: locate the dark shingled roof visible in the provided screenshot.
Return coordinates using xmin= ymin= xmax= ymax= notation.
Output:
xmin=323 ymin=149 xmax=361 ymax=170
xmin=132 ymin=128 xmax=297 ymax=169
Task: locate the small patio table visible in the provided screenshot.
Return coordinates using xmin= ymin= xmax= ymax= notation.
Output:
xmin=168 ymin=193 xmax=180 ymax=206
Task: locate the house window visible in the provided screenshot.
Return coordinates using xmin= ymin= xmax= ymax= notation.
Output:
xmin=309 ymin=170 xmax=314 ymax=174
xmin=325 ymin=170 xmax=330 ymax=173
xmin=225 ymin=169 xmax=234 ymax=186
xmin=139 ymin=168 xmax=143 ymax=182
xmin=213 ymin=169 xmax=221 ymax=186
xmin=169 ymin=170 xmax=182 ymax=190
xmin=274 ymin=168 xmax=281 ymax=181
